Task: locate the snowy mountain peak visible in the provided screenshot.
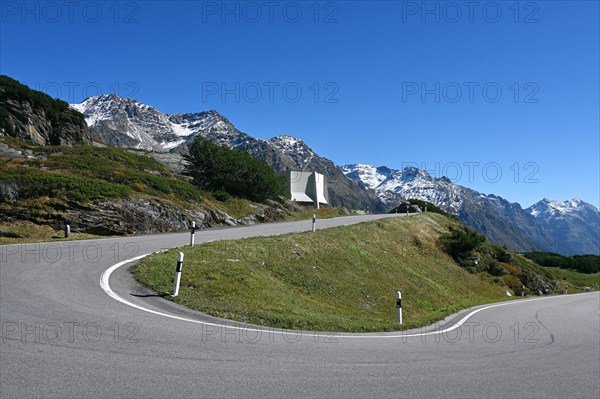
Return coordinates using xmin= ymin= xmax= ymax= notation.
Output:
xmin=267 ymin=135 xmax=315 ymax=158
xmin=528 ymin=198 xmax=597 ymax=218
xmin=70 ymin=95 xmax=240 ymax=151
xmin=395 ymin=166 xmax=432 ymax=181
xmin=342 ymin=163 xmax=464 ymax=214
xmin=71 ymin=95 xmax=156 ymax=127
xmin=340 ymin=164 xmax=391 ymax=190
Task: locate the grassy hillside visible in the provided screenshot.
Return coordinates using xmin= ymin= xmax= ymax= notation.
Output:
xmin=134 ymin=213 xmax=588 ymax=332
xmin=0 ymin=145 xmax=200 ymax=202
xmin=0 ymin=142 xmax=251 ymax=241
xmin=0 ymin=139 xmax=348 ymax=243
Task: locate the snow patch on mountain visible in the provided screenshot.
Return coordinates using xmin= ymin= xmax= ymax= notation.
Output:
xmin=528 ymin=198 xmax=588 ymax=218
xmin=267 ymin=135 xmax=316 ymax=169
xmin=340 ymin=164 xmax=390 ymax=190
xmin=71 ymin=96 xmax=233 ymax=151
xmin=70 ymin=95 xmax=116 ymax=127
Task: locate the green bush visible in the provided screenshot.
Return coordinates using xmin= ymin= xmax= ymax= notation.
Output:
xmin=214 ymin=189 xmax=232 ymax=202
xmin=185 ymin=137 xmax=287 ymax=202
xmin=439 ymin=227 xmax=487 ymax=260
xmin=407 ymin=199 xmax=456 ymax=219
xmin=502 ymin=275 xmax=524 ymax=292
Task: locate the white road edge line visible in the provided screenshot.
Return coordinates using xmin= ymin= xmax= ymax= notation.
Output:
xmin=100 ymin=252 xmax=588 ymax=339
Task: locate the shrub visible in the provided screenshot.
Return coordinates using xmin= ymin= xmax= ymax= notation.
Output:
xmin=502 ymin=275 xmax=524 ymax=292
xmin=407 ymin=199 xmax=456 ymax=219
xmin=185 ymin=137 xmax=287 ymax=202
xmin=440 ymin=227 xmax=487 ymax=260
xmin=214 ymin=189 xmax=232 ymax=202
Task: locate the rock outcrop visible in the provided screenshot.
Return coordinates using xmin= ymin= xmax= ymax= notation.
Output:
xmin=0 ymin=76 xmax=90 ymax=146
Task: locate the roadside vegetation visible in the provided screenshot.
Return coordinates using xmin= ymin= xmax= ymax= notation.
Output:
xmin=0 ymin=219 xmax=107 ymax=243
xmin=523 ymin=251 xmax=599 ymax=274
xmin=132 ymin=213 xmax=596 ymax=332
xmin=540 ymin=267 xmax=599 ymax=292
xmin=407 ymin=199 xmax=456 ymax=218
xmin=0 ymin=139 xmax=342 ymax=243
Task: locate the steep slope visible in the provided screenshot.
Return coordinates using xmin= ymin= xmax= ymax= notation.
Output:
xmin=0 ymin=76 xmax=90 ymax=145
xmin=342 ymin=163 xmax=599 ymax=254
xmin=72 ymin=95 xmax=382 ymax=211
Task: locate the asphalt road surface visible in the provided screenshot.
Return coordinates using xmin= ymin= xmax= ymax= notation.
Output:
xmin=1 ymin=213 xmax=599 ymax=398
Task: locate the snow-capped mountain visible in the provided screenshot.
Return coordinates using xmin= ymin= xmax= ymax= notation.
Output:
xmin=528 ymin=198 xmax=592 ymax=218
xmin=526 ymin=199 xmax=600 ymax=255
xmin=71 ymin=94 xmax=240 ymax=151
xmin=71 ymin=95 xmax=382 ymax=211
xmin=267 ymin=135 xmax=316 ymax=169
xmin=341 ymin=164 xmax=393 ymax=191
xmin=343 ymin=163 xmax=600 ymax=255
xmin=341 ymin=164 xmax=464 ymax=213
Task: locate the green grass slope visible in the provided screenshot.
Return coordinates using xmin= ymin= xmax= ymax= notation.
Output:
xmin=133 ymin=214 xmax=520 ymax=332
xmin=0 ymin=142 xmax=257 ymax=241
xmin=0 ymin=140 xmax=346 ymax=243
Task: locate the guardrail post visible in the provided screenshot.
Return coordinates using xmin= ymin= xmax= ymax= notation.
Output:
xmin=172 ymin=252 xmax=184 ymax=297
xmin=190 ymin=221 xmax=196 ymax=246
xmin=396 ymin=291 xmax=403 ymax=324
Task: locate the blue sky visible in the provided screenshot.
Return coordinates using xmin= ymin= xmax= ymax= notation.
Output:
xmin=1 ymin=1 xmax=598 ymax=207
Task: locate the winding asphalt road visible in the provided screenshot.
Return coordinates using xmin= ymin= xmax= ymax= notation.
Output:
xmin=1 ymin=214 xmax=599 ymax=398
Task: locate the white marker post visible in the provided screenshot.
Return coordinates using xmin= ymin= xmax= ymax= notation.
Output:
xmin=172 ymin=252 xmax=184 ymax=297
xmin=312 ymin=214 xmax=316 ymax=232
xmin=522 ymin=285 xmax=525 ymax=297
xmin=64 ymin=224 xmax=70 ymax=238
xmin=396 ymin=291 xmax=403 ymax=325
xmin=190 ymin=221 xmax=196 ymax=246
xmin=406 ymin=207 xmax=409 ymax=216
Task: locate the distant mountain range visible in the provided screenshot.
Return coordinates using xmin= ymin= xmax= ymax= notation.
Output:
xmin=45 ymin=93 xmax=593 ymax=255
xmin=341 ymin=164 xmax=599 ymax=255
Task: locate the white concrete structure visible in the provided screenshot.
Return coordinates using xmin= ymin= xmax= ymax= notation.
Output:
xmin=287 ymin=171 xmax=329 ymax=209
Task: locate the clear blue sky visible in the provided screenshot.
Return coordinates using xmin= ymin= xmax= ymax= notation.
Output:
xmin=1 ymin=1 xmax=598 ymax=208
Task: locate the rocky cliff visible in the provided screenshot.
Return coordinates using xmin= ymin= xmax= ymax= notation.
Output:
xmin=0 ymin=75 xmax=90 ymax=146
